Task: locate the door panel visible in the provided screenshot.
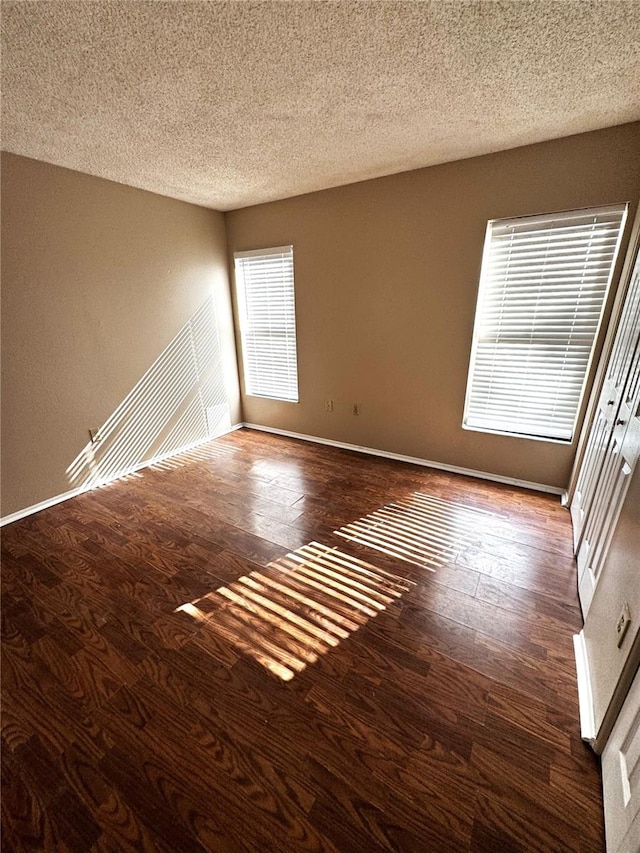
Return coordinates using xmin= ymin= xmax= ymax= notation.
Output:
xmin=572 ymin=261 xmax=640 ymax=549
xmin=574 ymin=258 xmax=640 ymax=614
xmin=602 ymin=667 xmax=640 ymax=853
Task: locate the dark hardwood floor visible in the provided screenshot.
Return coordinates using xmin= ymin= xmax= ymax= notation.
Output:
xmin=1 ymin=428 xmax=604 ymax=852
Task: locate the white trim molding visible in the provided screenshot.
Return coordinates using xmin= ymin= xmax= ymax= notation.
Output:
xmin=243 ymin=423 xmax=565 ymax=496
xmin=0 ymin=484 xmax=88 ymax=529
xmin=0 ymin=424 xmax=243 ymax=528
xmin=573 ymin=630 xmax=597 ymax=745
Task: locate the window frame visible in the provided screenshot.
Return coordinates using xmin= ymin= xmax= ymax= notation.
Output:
xmin=234 ymin=244 xmax=299 ymax=403
xmin=462 ymin=203 xmax=628 ymax=443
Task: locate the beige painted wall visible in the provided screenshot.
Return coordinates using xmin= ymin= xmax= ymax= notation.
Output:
xmin=584 ymin=464 xmax=640 ymax=734
xmin=226 ymin=122 xmax=640 ymax=489
xmin=1 ymin=153 xmax=241 ymax=518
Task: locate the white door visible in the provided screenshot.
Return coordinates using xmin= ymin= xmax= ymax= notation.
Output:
xmin=602 ymin=666 xmax=640 ymax=853
xmin=575 ymin=256 xmax=640 ymax=614
xmin=572 ymin=256 xmax=640 ymax=544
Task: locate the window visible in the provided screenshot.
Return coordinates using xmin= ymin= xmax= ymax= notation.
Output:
xmin=234 ymin=245 xmax=299 ymax=402
xmin=463 ymin=204 xmax=628 ymax=441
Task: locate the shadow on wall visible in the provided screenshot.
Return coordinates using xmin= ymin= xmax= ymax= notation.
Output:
xmin=66 ymin=296 xmax=231 ymax=490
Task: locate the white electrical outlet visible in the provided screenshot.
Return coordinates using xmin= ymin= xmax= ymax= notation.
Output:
xmin=616 ymin=601 xmax=631 ymax=648
xmin=324 ymin=400 xmax=334 ymax=413
xmin=352 ymin=403 xmax=360 ymax=416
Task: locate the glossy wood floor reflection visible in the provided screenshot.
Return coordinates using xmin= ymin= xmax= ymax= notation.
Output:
xmin=1 ymin=429 xmax=604 ymax=852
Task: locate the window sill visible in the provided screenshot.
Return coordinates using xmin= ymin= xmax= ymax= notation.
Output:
xmin=462 ymin=423 xmax=574 ymax=445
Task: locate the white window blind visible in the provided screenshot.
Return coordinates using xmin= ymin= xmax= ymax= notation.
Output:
xmin=464 ymin=204 xmax=627 ymax=441
xmin=234 ymin=245 xmax=299 ymax=402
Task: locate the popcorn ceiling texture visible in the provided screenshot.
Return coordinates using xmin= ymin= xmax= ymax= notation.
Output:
xmin=2 ymin=0 xmax=639 ymax=211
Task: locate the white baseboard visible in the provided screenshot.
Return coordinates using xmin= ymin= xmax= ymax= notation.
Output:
xmin=242 ymin=423 xmax=565 ymax=496
xmin=1 ymin=420 xmax=563 ymax=527
xmin=0 ymin=424 xmax=243 ymax=528
xmin=573 ymin=630 xmax=597 ymax=744
xmin=0 ymin=484 xmax=89 ymax=529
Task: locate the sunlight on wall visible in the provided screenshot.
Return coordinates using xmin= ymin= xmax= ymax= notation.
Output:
xmin=177 ymin=541 xmax=415 ymax=681
xmin=335 ymin=492 xmax=495 ymax=569
xmin=66 ymin=297 xmax=231 ymax=490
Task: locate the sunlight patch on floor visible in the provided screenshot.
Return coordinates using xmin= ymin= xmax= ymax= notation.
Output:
xmin=150 ymin=440 xmax=237 ymax=471
xmin=334 ymin=492 xmax=495 ymax=569
xmin=176 ymin=542 xmax=414 ymax=681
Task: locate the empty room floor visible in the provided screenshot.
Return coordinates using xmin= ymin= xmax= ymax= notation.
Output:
xmin=1 ymin=428 xmax=604 ymax=852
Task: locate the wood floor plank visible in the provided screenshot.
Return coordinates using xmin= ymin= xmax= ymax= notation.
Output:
xmin=1 ymin=428 xmax=604 ymax=851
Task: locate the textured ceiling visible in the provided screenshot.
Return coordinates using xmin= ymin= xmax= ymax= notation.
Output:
xmin=2 ymin=1 xmax=640 ymax=211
